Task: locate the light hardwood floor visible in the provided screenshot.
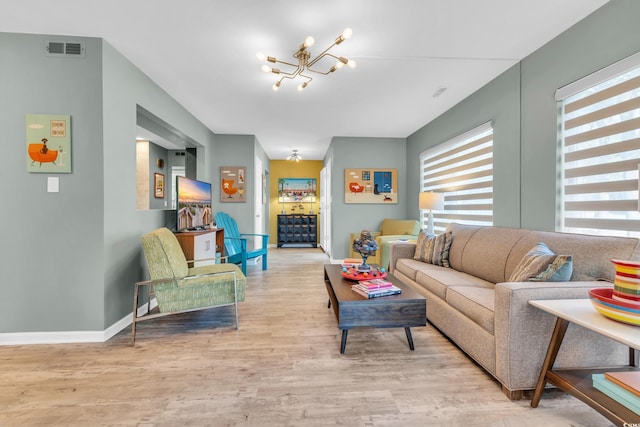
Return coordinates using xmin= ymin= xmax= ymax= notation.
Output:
xmin=1 ymin=248 xmax=614 ymax=426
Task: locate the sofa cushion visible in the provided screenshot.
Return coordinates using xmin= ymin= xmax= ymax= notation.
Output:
xmin=446 ymin=286 xmax=495 ymax=334
xmin=395 ymin=257 xmax=442 ymax=281
xmin=413 ymin=230 xmax=452 ymax=267
xmin=446 ymin=224 xmax=529 ymax=283
xmin=508 ymin=242 xmax=573 ymax=282
xmin=416 ymin=268 xmax=494 ymax=300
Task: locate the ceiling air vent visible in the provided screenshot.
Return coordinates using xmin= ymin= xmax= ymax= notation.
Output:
xmin=45 ymin=41 xmax=86 ymax=58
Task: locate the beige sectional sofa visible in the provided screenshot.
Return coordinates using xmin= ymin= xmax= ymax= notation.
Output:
xmin=389 ymin=223 xmax=640 ymax=399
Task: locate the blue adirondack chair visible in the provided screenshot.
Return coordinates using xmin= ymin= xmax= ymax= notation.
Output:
xmin=215 ymin=212 xmax=269 ymax=275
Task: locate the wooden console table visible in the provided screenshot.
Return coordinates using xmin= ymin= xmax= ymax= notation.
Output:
xmin=529 ymin=299 xmax=640 ymax=426
xmin=174 ymin=228 xmax=224 ymax=267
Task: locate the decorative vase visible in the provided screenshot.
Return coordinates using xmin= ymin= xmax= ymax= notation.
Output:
xmin=611 ymin=259 xmax=640 ymax=306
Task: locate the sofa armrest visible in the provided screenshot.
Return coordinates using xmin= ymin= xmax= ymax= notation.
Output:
xmin=388 ymin=242 xmax=417 ymax=273
xmin=376 ymin=235 xmax=418 ymax=270
xmin=494 ymin=281 xmax=627 ymax=391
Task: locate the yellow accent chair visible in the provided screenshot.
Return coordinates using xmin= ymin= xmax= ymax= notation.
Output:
xmin=349 ymin=219 xmax=421 ymax=269
xmin=131 ymin=227 xmax=246 ymax=345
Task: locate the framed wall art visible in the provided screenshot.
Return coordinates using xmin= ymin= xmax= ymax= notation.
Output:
xmin=220 ymin=166 xmax=246 ymax=202
xmin=154 ymin=173 xmax=165 ymax=198
xmin=278 ymin=178 xmax=317 ymax=203
xmin=344 ymin=168 xmax=398 ymax=204
xmin=26 ymin=113 xmax=72 ymax=173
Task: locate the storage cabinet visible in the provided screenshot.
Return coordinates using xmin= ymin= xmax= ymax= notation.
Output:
xmin=174 ymin=228 xmax=225 ymax=267
xmin=277 ymin=214 xmax=317 ymax=248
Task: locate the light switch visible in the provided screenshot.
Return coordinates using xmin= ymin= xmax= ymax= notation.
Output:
xmin=47 ymin=177 xmax=59 ymax=193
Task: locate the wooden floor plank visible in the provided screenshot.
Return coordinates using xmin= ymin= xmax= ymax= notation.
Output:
xmin=0 ymin=248 xmax=614 ymax=426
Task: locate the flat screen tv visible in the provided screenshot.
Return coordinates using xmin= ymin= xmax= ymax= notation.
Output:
xmin=176 ymin=176 xmax=213 ymax=232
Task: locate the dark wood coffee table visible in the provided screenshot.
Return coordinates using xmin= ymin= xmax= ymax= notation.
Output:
xmin=324 ymin=264 xmax=427 ymax=354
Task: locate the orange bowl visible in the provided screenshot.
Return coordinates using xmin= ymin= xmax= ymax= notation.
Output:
xmin=589 ymin=287 xmax=640 ymax=326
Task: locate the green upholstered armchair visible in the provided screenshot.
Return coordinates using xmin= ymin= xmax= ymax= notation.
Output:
xmin=131 ymin=227 xmax=247 ymax=345
xmin=349 ymin=219 xmax=420 ymax=269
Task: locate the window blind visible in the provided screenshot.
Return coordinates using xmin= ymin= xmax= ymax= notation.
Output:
xmin=560 ymin=62 xmax=640 ymax=237
xmin=419 ymin=122 xmax=493 ymax=233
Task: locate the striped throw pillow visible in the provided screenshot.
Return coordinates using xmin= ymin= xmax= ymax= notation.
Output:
xmin=413 ymin=230 xmax=452 ymax=267
xmin=509 ymin=242 xmax=573 ymax=282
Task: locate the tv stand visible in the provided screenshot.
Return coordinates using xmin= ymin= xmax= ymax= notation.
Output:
xmin=174 ymin=228 xmax=225 ymax=267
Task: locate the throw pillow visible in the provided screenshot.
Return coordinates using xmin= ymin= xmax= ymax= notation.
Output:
xmin=509 ymin=242 xmax=573 ymax=282
xmin=413 ymin=230 xmax=452 ymax=267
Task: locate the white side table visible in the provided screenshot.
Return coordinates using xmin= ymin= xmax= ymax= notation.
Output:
xmin=529 ymin=299 xmax=640 ymax=426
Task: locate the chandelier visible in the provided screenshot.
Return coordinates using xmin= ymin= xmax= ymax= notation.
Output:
xmin=257 ymin=28 xmax=356 ymax=91
xmin=287 ymin=150 xmax=302 ymax=162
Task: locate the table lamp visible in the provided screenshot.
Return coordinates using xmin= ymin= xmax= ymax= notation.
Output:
xmin=419 ymin=192 xmax=445 ymax=235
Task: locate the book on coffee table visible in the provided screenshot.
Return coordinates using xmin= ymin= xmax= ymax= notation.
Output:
xmin=342 ymin=258 xmax=363 ymax=268
xmin=604 ymin=371 xmax=640 ymax=398
xmin=592 ymin=373 xmax=640 ymax=415
xmin=352 ymin=283 xmax=401 ymax=299
xmin=358 ymin=278 xmax=393 ymax=290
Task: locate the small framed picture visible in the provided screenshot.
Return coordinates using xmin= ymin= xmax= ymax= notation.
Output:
xmin=154 ymin=173 xmax=165 ymax=198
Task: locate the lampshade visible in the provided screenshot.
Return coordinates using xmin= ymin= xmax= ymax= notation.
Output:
xmin=419 ymin=192 xmax=444 ymax=210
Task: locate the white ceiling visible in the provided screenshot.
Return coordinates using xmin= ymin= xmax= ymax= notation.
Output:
xmin=2 ymin=0 xmax=609 ymax=159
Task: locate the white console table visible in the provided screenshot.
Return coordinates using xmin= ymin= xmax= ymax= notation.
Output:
xmin=529 ymin=299 xmax=640 ymax=426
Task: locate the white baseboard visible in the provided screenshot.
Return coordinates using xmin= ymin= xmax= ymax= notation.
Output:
xmin=0 ymin=299 xmax=157 ymax=346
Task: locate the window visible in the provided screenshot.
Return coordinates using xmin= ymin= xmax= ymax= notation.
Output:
xmin=419 ymin=122 xmax=493 ymax=233
xmin=558 ymin=52 xmax=640 ymax=238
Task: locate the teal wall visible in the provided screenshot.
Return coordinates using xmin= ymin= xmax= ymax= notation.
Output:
xmin=519 ymin=0 xmax=640 ymax=230
xmin=406 ymin=64 xmax=521 ymax=228
xmin=406 ymin=0 xmax=640 ymax=233
xmin=1 ymin=33 xmax=105 ymax=332
xmin=0 ymin=32 xmax=223 ymax=336
xmin=209 ymin=134 xmax=270 ymax=235
xmin=325 ymin=137 xmax=407 ymax=259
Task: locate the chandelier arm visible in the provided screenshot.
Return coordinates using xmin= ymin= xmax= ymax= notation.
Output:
xmin=279 ymin=73 xmax=298 ymax=82
xmin=305 ymin=64 xmax=336 ymax=75
xmin=273 ymin=59 xmax=299 ymax=69
xmin=307 ymin=42 xmax=339 ymax=67
xmin=298 ymin=72 xmax=313 ymax=83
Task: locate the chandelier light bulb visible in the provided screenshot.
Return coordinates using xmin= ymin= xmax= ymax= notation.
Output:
xmin=304 ymin=36 xmax=315 ymax=48
xmin=347 ymin=59 xmax=357 ymax=69
xmin=272 ymin=82 xmax=280 ymax=91
xmin=335 ymin=60 xmax=344 ymax=69
xmin=297 ymin=83 xmax=304 ymax=91
xmin=342 ymin=28 xmax=353 ymax=39
xmin=261 ymin=65 xmax=271 ymax=73
xmin=256 ymin=52 xmax=266 ymax=61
